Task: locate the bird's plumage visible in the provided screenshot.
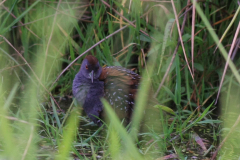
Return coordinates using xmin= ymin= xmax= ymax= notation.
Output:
xmin=72 ymin=55 xmax=140 ymax=126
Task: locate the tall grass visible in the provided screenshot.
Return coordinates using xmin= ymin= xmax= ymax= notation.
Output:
xmin=0 ymin=0 xmax=240 ymax=159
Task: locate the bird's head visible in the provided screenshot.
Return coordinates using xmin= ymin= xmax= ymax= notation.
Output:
xmin=80 ymin=55 xmax=102 ymax=83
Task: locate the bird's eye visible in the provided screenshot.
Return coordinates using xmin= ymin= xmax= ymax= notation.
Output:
xmin=85 ymin=65 xmax=88 ymax=70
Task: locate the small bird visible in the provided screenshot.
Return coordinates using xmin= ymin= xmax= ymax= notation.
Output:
xmin=72 ymin=55 xmax=140 ymax=126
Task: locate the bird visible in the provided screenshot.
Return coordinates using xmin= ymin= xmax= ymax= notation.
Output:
xmin=72 ymin=55 xmax=141 ymax=126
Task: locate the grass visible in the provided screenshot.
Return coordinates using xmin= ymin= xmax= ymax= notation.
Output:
xmin=0 ymin=0 xmax=240 ymax=159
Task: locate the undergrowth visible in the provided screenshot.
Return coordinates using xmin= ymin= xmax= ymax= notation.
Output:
xmin=0 ymin=0 xmax=240 ymax=159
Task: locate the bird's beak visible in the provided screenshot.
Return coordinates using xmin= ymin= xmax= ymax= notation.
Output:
xmin=89 ymin=70 xmax=94 ymax=83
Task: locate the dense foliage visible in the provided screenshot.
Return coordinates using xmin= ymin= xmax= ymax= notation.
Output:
xmin=0 ymin=0 xmax=240 ymax=159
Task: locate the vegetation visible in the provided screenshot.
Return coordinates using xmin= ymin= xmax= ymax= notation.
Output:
xmin=0 ymin=0 xmax=240 ymax=159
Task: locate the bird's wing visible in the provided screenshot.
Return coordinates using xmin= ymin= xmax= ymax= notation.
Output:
xmin=99 ymin=66 xmax=141 ymax=120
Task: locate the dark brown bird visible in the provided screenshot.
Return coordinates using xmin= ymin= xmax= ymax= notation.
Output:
xmin=72 ymin=55 xmax=140 ymax=126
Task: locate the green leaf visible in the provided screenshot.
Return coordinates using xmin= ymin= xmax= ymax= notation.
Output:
xmin=182 ymin=33 xmax=191 ymax=42
xmin=139 ymin=34 xmax=151 ymax=42
xmin=194 ymin=63 xmax=204 ymax=71
xmin=197 ymin=119 xmax=222 ymax=124
xmin=154 ymin=105 xmax=176 ymax=115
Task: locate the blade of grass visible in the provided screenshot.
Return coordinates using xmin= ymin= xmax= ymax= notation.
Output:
xmin=191 ymin=0 xmax=196 ymax=75
xmin=3 ymin=82 xmax=19 ymax=109
xmin=157 ymin=18 xmax=175 ymax=75
xmin=154 ymin=2 xmax=190 ymax=97
xmin=100 ymin=0 xmax=158 ymax=42
xmin=130 ymin=46 xmax=157 ymax=139
xmin=171 ymin=0 xmax=194 ymax=81
xmin=216 ymin=21 xmax=240 ymax=103
xmin=2 ymin=0 xmax=41 ymax=34
xmin=0 ymin=35 xmax=62 ymax=110
xmin=213 ymin=5 xmax=240 ymax=53
xmin=0 ymin=0 xmax=18 ymax=32
xmin=192 ymin=1 xmax=240 ymax=103
xmin=102 ymin=99 xmax=143 ymax=159
xmin=57 ymin=109 xmax=80 ymax=160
